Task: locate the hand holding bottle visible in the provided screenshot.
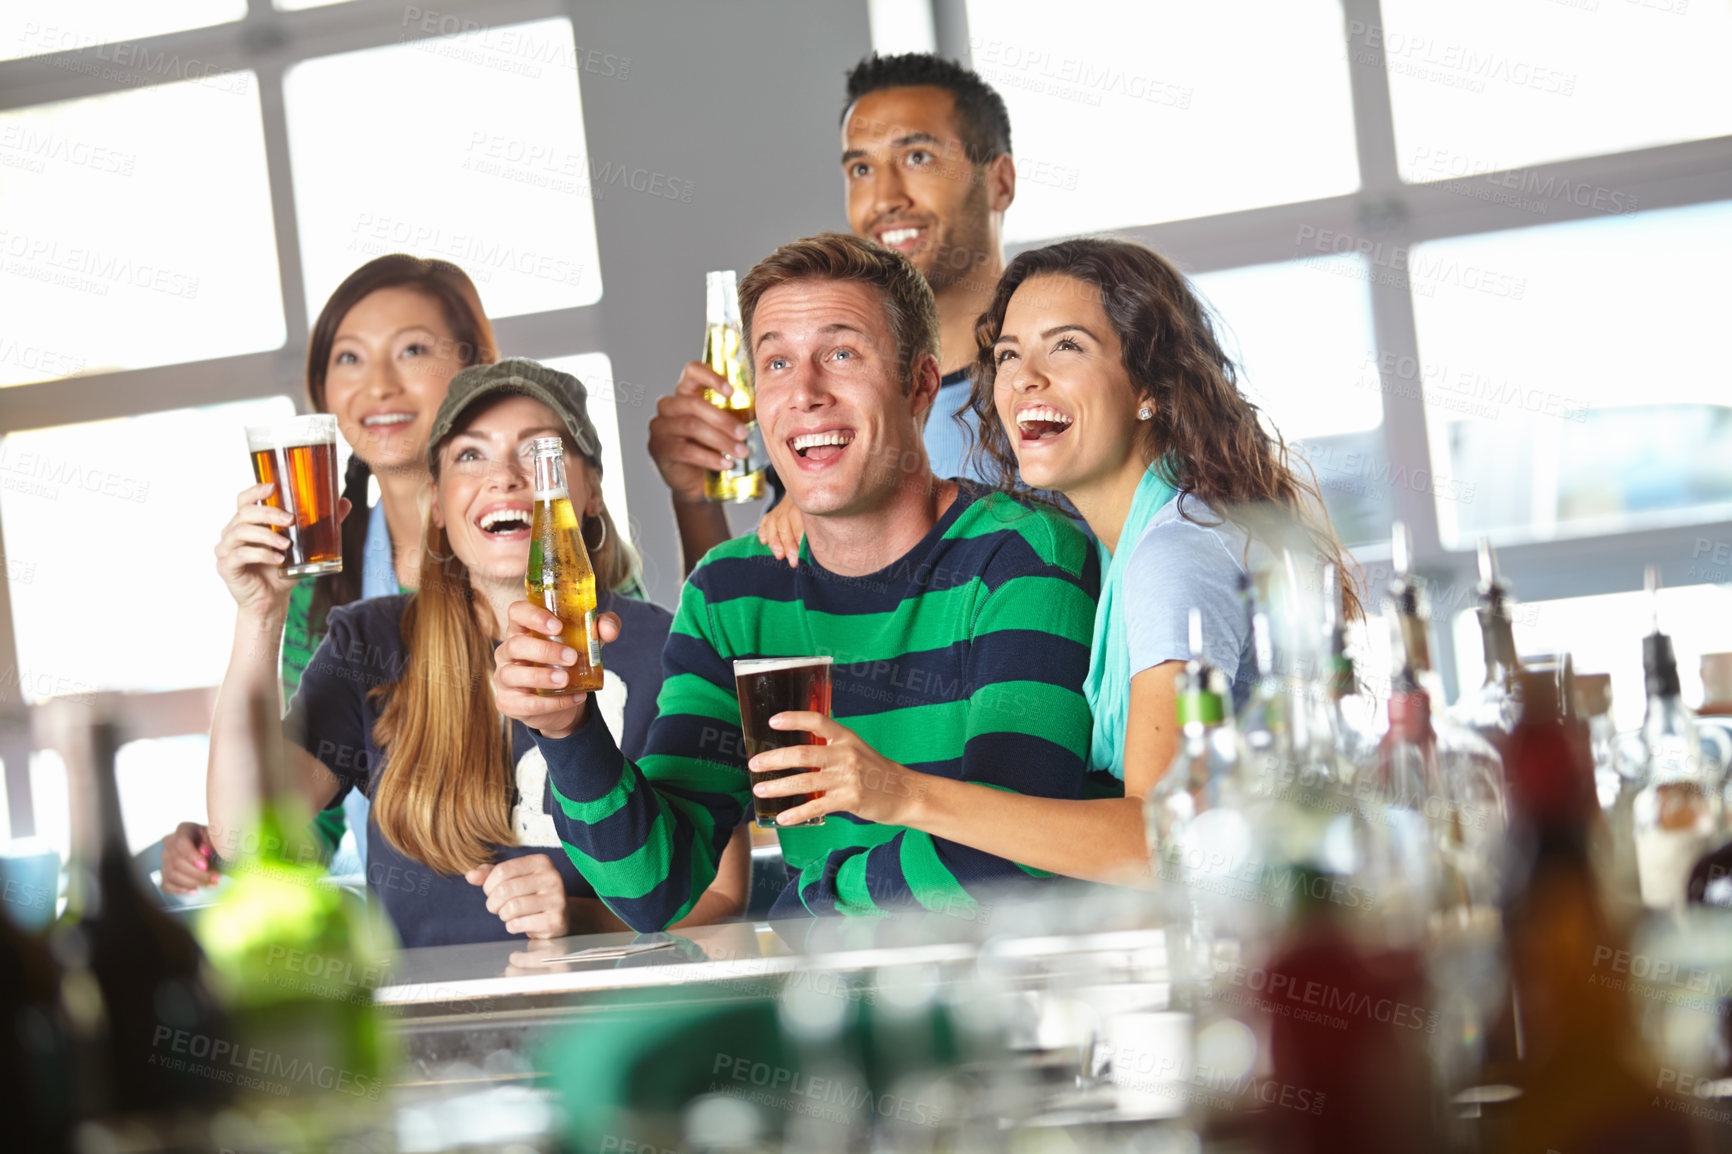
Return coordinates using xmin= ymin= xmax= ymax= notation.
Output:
xmin=493 ymin=601 xmax=621 ymax=739
xmin=648 ymin=362 xmax=752 ymax=503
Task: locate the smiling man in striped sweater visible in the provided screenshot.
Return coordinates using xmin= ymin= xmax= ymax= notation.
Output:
xmin=493 ymin=233 xmax=1098 ymax=929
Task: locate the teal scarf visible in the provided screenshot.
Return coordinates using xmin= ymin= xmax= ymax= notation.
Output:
xmin=1086 ymin=464 xmax=1178 ymax=780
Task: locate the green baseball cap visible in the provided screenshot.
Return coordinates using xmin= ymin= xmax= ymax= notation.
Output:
xmin=427 ymin=357 xmax=601 ymax=470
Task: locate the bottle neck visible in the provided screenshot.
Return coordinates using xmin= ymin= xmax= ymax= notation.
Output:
xmin=1296 ymin=676 xmax=1340 ymax=751
xmin=242 ymin=785 xmax=318 ymax=871
xmin=249 ymin=703 xmax=319 ymax=871
xmin=1394 ymin=594 xmax=1431 ymax=679
xmin=1177 ymin=686 xmax=1225 ymax=729
xmin=534 ymin=450 xmax=567 ymax=498
xmin=1509 ymin=673 xmax=1596 ymax=832
xmin=1478 ymin=606 xmax=1520 ymax=688
xmin=1642 ymin=690 xmax=1696 ymax=746
xmin=706 ymin=270 xmax=740 ymax=327
xmin=64 ymin=723 xmax=132 ymax=919
xmin=1250 ymin=612 xmax=1275 ymax=682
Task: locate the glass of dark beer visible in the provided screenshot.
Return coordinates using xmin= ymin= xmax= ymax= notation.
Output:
xmin=245 ymin=415 xmax=342 ymax=577
xmin=734 ymin=656 xmax=832 ymax=828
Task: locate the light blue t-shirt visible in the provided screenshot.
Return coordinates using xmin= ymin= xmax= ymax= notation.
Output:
xmin=361 ymin=497 xmax=396 ymax=600
xmin=924 ymin=368 xmax=991 ymax=484
xmin=1122 ymin=496 xmax=1259 ymax=710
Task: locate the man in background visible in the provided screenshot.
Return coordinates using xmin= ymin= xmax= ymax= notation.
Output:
xmin=649 ymin=53 xmax=1019 ymax=573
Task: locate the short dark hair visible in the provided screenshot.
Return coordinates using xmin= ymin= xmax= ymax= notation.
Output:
xmin=739 ymin=233 xmax=938 ymax=395
xmin=843 ymin=53 xmax=1012 ymax=166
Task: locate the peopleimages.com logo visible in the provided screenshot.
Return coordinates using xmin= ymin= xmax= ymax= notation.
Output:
xmin=150 ymin=1027 xmax=385 ymax=1100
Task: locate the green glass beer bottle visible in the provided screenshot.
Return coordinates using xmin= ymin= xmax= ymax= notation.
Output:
xmin=195 ymin=691 xmax=396 ymax=1134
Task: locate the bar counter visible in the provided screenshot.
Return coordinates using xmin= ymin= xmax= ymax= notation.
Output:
xmin=377 ymin=888 xmax=1188 ymax=1152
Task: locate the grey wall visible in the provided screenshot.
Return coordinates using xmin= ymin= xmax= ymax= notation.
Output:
xmin=571 ymin=0 xmax=873 ymax=605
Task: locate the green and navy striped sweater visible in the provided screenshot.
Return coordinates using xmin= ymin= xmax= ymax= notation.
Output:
xmin=537 ymin=484 xmax=1100 ymax=929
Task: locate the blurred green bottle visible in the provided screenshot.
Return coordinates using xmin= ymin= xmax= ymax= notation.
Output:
xmin=196 ymin=690 xmax=397 ymax=1133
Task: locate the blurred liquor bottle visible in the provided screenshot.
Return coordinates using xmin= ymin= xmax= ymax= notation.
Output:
xmin=1476 ymin=669 xmax=1697 ymax=1154
xmin=48 ymin=708 xmax=232 ymax=1126
xmin=1628 ymin=569 xmax=1727 ymax=910
xmin=1374 ymin=523 xmax=1506 ymax=920
xmin=1145 ymin=609 xmax=1255 ymax=903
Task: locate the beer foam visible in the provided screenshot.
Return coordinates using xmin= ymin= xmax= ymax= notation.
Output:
xmin=534 ymin=486 xmax=569 ymax=501
xmin=733 ymin=656 xmax=834 ymax=677
xmin=244 ymin=413 xmax=338 ymax=453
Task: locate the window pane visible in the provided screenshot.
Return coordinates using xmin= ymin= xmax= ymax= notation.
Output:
xmin=0 ymin=76 xmax=284 ymax=386
xmin=868 ymin=0 xmax=936 ymax=56
xmin=1451 ymin=584 xmax=1732 ymax=732
xmin=19 ymin=735 xmax=198 ymax=868
xmin=1381 ymin=0 xmax=1732 ymax=181
xmin=1411 ymin=201 xmax=1732 ymax=547
xmin=1192 ymin=256 xmax=1390 ymax=547
xmin=0 ymin=396 xmax=295 ymax=699
xmin=2 ymin=1 xmax=246 ymax=62
xmin=541 ymin=353 xmax=630 ymax=540
xmin=285 ymin=18 xmax=604 ymax=320
xmin=116 ymin=735 xmax=209 ymax=857
xmin=27 ymin=752 xmax=66 ymax=867
xmin=965 ymin=0 xmax=1359 ymax=240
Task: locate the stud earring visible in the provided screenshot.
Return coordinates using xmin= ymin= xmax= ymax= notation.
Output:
xmin=1137 ymin=405 xmax=1154 ymax=421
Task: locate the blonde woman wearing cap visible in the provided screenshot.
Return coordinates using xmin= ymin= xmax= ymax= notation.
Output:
xmin=205 ymin=359 xmax=752 ymax=946
xmin=162 ymin=253 xmax=498 ymax=896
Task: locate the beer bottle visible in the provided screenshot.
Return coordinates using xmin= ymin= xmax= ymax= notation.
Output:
xmin=195 ymin=690 xmax=395 ymax=1133
xmin=702 ymin=269 xmax=768 ymax=502
xmin=527 ymin=436 xmax=605 ymax=694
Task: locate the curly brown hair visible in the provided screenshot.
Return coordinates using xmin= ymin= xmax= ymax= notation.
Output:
xmin=967 ymin=237 xmax=1363 ymax=620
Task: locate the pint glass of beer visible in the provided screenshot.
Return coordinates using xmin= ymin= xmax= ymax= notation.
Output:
xmin=245 ymin=415 xmax=343 ymax=577
xmin=734 ymin=656 xmax=832 ymax=828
